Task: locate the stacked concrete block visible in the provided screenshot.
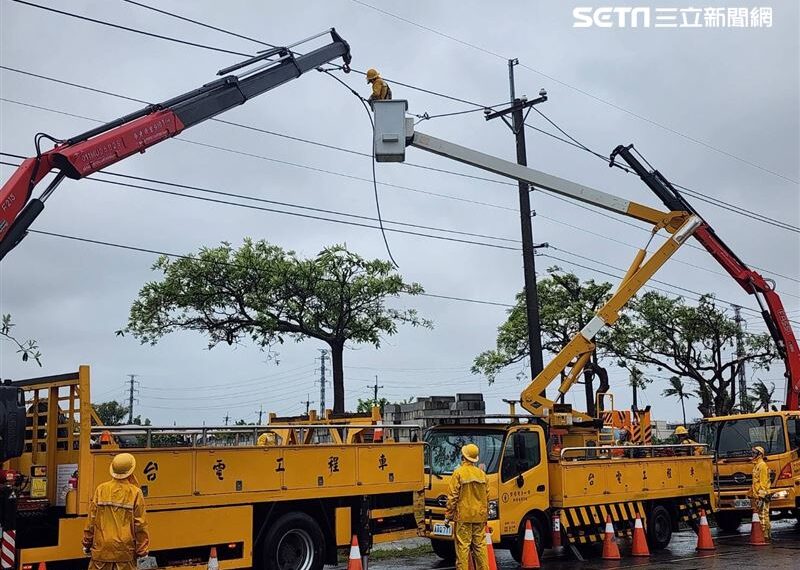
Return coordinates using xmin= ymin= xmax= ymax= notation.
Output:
xmin=384 ymin=394 xmax=485 ymax=431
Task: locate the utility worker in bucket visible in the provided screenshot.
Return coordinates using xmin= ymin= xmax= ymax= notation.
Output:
xmin=366 ymin=68 xmax=392 ymax=101
xmin=751 ymin=445 xmax=772 ymax=541
xmin=83 ymin=453 xmax=150 ymax=569
xmin=444 ymin=443 xmax=489 ymax=570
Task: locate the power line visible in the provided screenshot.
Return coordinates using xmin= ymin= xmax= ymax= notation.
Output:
xmin=523 ymin=108 xmax=799 ymax=233
xmin=0 ymin=157 xmax=518 ymax=251
xmin=2 ymin=92 xmax=797 ymax=295
xmin=4 ymin=63 xmax=798 ymax=249
xmin=6 ymin=1 xmax=797 ymax=227
xmin=17 ymin=227 xmax=515 ymax=309
xmin=349 ymin=0 xmax=799 ymax=185
xmin=10 ymin=0 xmax=251 ymax=57
xmin=120 ymin=0 xmax=277 ymax=48
xmin=543 ymin=247 xmax=800 ymax=327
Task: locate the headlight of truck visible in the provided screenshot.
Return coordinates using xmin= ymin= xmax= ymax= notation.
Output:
xmin=488 ymin=499 xmax=499 ymax=520
xmin=772 ymin=489 xmax=790 ymax=500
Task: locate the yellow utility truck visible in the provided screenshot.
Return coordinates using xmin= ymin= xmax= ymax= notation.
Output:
xmin=0 ymin=366 xmax=425 ymax=569
xmin=372 ymin=99 xmax=717 ymax=560
xmin=697 ymin=411 xmax=800 ymax=532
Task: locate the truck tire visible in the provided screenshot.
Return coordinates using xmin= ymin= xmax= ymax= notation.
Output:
xmin=430 ymin=538 xmax=455 ymax=561
xmin=261 ymin=511 xmax=325 ymax=570
xmin=716 ymin=511 xmax=742 ymax=533
xmin=510 ymin=516 xmax=545 ymax=563
xmin=647 ymin=505 xmax=673 ymax=550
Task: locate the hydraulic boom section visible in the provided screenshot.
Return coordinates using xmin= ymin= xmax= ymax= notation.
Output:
xmin=0 ymin=29 xmax=351 ymax=261
xmin=372 ymin=100 xmax=697 ymax=420
xmin=611 ymin=144 xmax=800 ymax=410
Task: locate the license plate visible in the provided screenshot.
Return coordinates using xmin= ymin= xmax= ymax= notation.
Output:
xmin=432 ymin=523 xmax=453 ymax=537
xmin=734 ymin=498 xmax=751 ymax=509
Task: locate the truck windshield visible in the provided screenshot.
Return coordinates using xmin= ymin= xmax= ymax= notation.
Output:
xmin=712 ymin=417 xmax=786 ymax=458
xmin=425 ymin=429 xmax=505 ymax=475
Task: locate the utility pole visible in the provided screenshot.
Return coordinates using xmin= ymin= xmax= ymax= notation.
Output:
xmin=223 ymin=413 xmax=230 ymax=426
xmin=318 ymin=349 xmax=328 ymax=416
xmin=485 ymin=58 xmax=548 ymax=380
xmin=127 ymin=374 xmax=138 ymax=424
xmin=256 ymin=405 xmax=264 ymax=425
xmin=733 ymin=305 xmax=748 ymax=411
xmin=371 ymin=375 xmax=384 ymax=406
xmin=301 ymin=394 xmax=315 ymax=415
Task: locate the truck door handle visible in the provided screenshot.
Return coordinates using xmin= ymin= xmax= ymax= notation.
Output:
xmin=536 ymin=485 xmax=545 ymax=492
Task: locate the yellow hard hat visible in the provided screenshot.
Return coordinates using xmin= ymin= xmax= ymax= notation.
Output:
xmin=366 ymin=68 xmax=380 ymax=82
xmin=462 ymin=443 xmax=479 ymax=463
xmin=674 ymin=426 xmax=689 ymax=436
xmin=110 ymin=453 xmax=136 ymax=479
xmin=752 ymin=445 xmax=765 ymax=457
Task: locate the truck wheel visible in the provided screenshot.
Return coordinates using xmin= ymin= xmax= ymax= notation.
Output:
xmin=647 ymin=505 xmax=673 ymax=550
xmin=430 ymin=539 xmax=455 ymax=561
xmin=510 ymin=516 xmax=545 ymax=563
xmin=716 ymin=511 xmax=742 ymax=533
xmin=261 ymin=512 xmax=325 ymax=570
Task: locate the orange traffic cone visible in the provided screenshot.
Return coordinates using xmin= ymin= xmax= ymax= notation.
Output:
xmin=207 ymin=546 xmax=219 ymax=570
xmin=347 ymin=535 xmax=363 ymax=570
xmin=631 ymin=514 xmax=650 ymax=557
xmin=695 ymin=509 xmax=716 ymax=551
xmin=601 ymin=516 xmax=621 ymax=560
xmin=38 ymin=563 xmax=46 ymax=570
xmin=519 ymin=520 xmax=541 ymax=569
xmin=749 ymin=511 xmax=768 ymax=546
xmin=484 ymin=525 xmax=498 ymax=570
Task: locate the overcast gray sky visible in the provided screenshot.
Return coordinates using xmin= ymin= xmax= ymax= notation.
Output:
xmin=1 ymin=0 xmax=798 ymax=425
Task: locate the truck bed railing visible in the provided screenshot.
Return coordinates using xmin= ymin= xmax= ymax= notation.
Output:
xmin=559 ymin=443 xmax=709 ymax=461
xmin=91 ymin=423 xmax=421 ymax=449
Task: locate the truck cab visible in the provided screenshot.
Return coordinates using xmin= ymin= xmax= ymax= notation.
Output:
xmin=698 ymin=411 xmax=800 ymax=531
xmin=424 ymin=422 xmax=550 ymax=561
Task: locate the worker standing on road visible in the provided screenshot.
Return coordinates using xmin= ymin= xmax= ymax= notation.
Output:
xmin=751 ymin=445 xmax=772 ymax=541
xmin=366 ymin=68 xmax=392 ymax=101
xmin=83 ymin=453 xmax=150 ymax=570
xmin=674 ymin=426 xmax=701 ymax=456
xmin=444 ymin=443 xmax=489 ymax=570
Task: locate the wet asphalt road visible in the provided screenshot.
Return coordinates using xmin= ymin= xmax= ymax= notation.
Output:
xmin=353 ymin=518 xmax=800 ymax=569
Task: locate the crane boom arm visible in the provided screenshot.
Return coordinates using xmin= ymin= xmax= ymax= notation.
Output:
xmin=372 ymin=100 xmax=696 ymax=418
xmin=0 ymin=29 xmax=351 ymax=261
xmin=611 ymin=144 xmax=800 ymax=410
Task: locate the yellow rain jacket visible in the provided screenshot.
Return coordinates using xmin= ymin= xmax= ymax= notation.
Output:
xmin=83 ymin=478 xmax=150 ymax=562
xmin=369 ymin=77 xmax=392 ymax=101
xmin=257 ymin=432 xmax=277 ymax=446
xmin=446 ymin=461 xmax=488 ymax=523
xmin=751 ymin=457 xmax=771 ymax=499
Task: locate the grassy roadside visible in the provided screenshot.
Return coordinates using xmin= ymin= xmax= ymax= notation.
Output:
xmin=338 ymin=543 xmax=434 ymax=562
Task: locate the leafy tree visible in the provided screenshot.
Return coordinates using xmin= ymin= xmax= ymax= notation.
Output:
xmin=357 ymin=397 xmax=390 ymax=414
xmin=472 ymin=268 xmax=614 ymax=413
xmin=662 ymin=376 xmax=690 ymax=424
xmin=1 ymin=314 xmax=41 ymax=365
xmin=610 ymin=292 xmax=776 ymax=417
xmin=93 ymin=401 xmax=129 ymax=426
xmin=750 ymin=380 xmax=776 ymax=412
xmin=121 ymin=241 xmax=430 ymax=413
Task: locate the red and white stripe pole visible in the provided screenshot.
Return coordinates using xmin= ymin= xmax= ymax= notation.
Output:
xmin=0 ymin=528 xmax=15 ymax=569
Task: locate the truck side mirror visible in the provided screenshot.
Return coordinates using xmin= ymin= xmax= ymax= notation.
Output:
xmin=516 ymin=473 xmax=525 ymax=488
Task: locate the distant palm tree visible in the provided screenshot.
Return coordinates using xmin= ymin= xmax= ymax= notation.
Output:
xmin=750 ymin=380 xmax=776 ymax=412
xmin=662 ymin=376 xmax=689 ymax=425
